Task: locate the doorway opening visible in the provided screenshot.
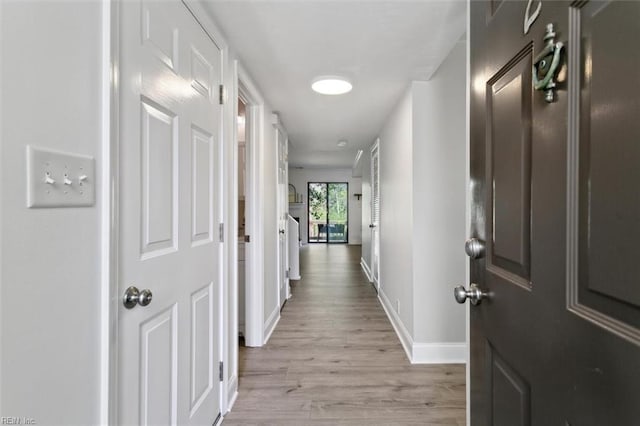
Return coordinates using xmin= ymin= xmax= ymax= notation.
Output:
xmin=307 ymin=182 xmax=349 ymax=244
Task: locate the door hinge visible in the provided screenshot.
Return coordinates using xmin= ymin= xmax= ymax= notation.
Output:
xmin=244 ymin=235 xmax=251 ymax=243
xmin=219 ymin=223 xmax=224 ymax=243
xmin=219 ymin=84 xmax=226 ymax=105
xmin=219 ymin=361 xmax=224 ymax=381
xmin=285 ymin=269 xmax=290 ymax=279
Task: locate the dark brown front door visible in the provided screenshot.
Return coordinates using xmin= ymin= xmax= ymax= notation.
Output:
xmin=469 ymin=1 xmax=640 ymax=424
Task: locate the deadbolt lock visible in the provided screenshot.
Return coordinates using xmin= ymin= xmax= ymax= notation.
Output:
xmin=465 ymin=238 xmax=485 ymax=259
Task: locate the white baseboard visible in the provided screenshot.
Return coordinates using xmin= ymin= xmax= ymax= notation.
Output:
xmin=378 ymin=289 xmax=412 ymax=362
xmin=263 ymin=304 xmax=280 ymax=345
xmin=378 ymin=289 xmax=467 ymax=364
xmin=226 ymin=376 xmax=238 ymax=413
xmin=360 ymin=258 xmax=373 ymax=282
xmin=412 ymin=343 xmax=466 ymax=364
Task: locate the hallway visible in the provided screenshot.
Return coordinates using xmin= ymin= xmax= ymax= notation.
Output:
xmin=224 ymin=245 xmax=465 ymax=425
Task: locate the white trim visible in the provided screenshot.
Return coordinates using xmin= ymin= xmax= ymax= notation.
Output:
xmin=360 ymin=257 xmax=373 ymax=282
xmin=103 ymin=1 xmax=120 ymax=424
xmin=226 ymin=376 xmax=238 ymax=413
xmin=224 ymin=59 xmax=239 ymax=417
xmin=237 ymin=63 xmax=266 ymax=348
xmin=379 ymin=289 xmax=466 ymax=364
xmin=378 ymin=289 xmax=412 ymax=362
xmin=412 ymin=343 xmax=467 ymax=364
xmin=271 ymin=112 xmax=288 ymax=136
xmin=0 ymin=0 xmax=4 ymax=415
xmin=465 ymin=1 xmax=471 ymax=424
xmin=263 ymin=304 xmax=281 ymax=345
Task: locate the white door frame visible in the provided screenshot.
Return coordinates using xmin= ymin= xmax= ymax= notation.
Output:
xmin=224 ymin=63 xmax=264 ymax=411
xmin=103 ymin=1 xmax=119 ymax=423
xmin=103 ymin=1 xmax=231 ymax=423
xmin=234 ymin=64 xmax=265 ymax=350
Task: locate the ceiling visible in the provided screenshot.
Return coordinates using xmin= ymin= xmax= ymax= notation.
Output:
xmin=201 ymin=1 xmax=466 ymax=170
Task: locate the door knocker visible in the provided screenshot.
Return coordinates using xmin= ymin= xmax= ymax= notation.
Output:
xmin=533 ymin=23 xmax=564 ymax=103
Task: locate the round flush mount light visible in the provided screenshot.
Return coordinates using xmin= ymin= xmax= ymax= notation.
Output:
xmin=337 ymin=139 xmax=348 ymax=148
xmin=311 ymin=76 xmax=353 ymax=95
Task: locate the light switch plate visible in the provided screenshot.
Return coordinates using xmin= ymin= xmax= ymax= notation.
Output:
xmin=27 ymin=146 xmax=95 ymax=208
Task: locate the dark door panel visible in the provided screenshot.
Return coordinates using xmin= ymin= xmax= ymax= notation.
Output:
xmin=487 ymin=342 xmax=531 ymax=426
xmin=487 ymin=44 xmax=533 ymax=287
xmin=571 ymin=0 xmax=640 ymax=333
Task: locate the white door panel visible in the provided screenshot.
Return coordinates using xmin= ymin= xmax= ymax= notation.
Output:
xmin=119 ymin=1 xmax=222 ymax=424
xmin=277 ymin=128 xmax=289 ymax=306
xmin=139 ymin=305 xmax=178 ymax=426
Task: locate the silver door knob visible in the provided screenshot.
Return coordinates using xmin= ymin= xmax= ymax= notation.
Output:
xmin=123 ymin=286 xmax=153 ymax=309
xmin=454 ymin=284 xmax=489 ymax=306
xmin=465 ymin=238 xmax=485 ymax=259
xmin=138 ymin=289 xmax=153 ymax=306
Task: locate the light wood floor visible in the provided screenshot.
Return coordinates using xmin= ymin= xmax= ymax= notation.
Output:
xmin=223 ymin=244 xmax=466 ymax=425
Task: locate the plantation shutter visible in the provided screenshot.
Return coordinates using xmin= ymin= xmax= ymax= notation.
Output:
xmin=371 ymin=144 xmax=380 ymax=225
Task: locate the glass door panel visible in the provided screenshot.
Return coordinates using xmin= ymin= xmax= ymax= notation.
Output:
xmin=328 ymin=183 xmax=348 ymax=243
xmin=308 ymin=182 xmax=348 ymax=244
xmin=308 ymin=183 xmax=327 ymax=243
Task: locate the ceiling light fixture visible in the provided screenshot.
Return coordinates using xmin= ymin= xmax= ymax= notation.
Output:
xmin=311 ymin=76 xmax=352 ymax=95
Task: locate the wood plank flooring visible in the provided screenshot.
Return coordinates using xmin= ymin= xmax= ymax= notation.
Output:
xmin=223 ymin=244 xmax=466 ymax=425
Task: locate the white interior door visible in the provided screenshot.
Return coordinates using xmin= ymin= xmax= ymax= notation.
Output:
xmin=118 ymin=1 xmax=222 ymax=424
xmin=371 ymin=142 xmax=380 ymax=290
xmin=277 ymin=128 xmax=289 ymax=306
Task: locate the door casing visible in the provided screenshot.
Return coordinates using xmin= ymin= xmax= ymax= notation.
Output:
xmin=234 ymin=63 xmax=266 ymax=350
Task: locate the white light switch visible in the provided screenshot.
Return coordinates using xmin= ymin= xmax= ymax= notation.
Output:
xmin=27 ymin=146 xmax=95 ymax=208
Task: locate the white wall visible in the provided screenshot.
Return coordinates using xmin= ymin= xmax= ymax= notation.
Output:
xmin=288 ymin=168 xmax=362 ymax=245
xmin=370 ymin=41 xmax=467 ymax=363
xmin=412 ymin=42 xmax=466 ymax=345
xmin=1 ymin=2 xmax=105 ymax=423
xmin=378 ymin=91 xmax=415 ymax=336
